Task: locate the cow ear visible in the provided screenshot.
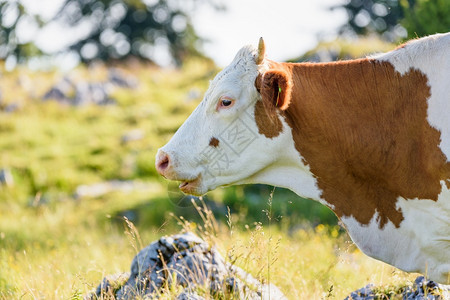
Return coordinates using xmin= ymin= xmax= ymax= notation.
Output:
xmin=256 ymin=69 xmax=292 ymax=110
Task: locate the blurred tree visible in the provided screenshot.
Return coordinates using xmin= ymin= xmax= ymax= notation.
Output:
xmin=0 ymin=1 xmax=43 ymax=64
xmin=0 ymin=0 xmax=224 ymax=66
xmin=334 ymin=0 xmax=449 ymax=42
xmin=400 ymin=0 xmax=450 ymax=39
xmin=332 ymin=0 xmax=408 ymax=42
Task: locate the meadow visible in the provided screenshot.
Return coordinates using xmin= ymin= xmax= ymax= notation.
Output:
xmin=0 ymin=53 xmax=422 ymax=299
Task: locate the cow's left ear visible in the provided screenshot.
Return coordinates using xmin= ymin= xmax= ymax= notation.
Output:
xmin=256 ymin=69 xmax=292 ymax=110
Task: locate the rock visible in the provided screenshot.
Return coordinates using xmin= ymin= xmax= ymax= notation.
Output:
xmin=42 ymin=69 xmax=137 ymax=108
xmin=344 ymin=284 xmax=374 ymax=300
xmin=120 ymin=129 xmax=144 ymax=144
xmin=74 ymin=180 xmax=156 ymax=199
xmin=43 ymin=87 xmax=68 ymax=103
xmin=87 ymin=232 xmax=287 ymax=300
xmin=43 ymin=77 xmax=115 ymax=106
xmin=0 ymin=168 xmax=13 ymax=186
xmin=344 ymin=276 xmax=449 ymax=300
xmin=94 ymin=272 xmax=130 ymax=297
xmin=4 ymin=103 xmax=20 ymax=113
xmin=176 ymin=292 xmax=206 ymax=300
xmin=108 ymin=69 xmax=138 ymax=89
xmin=73 ymin=82 xmax=114 ymax=106
xmin=43 ymin=77 xmax=74 ymax=103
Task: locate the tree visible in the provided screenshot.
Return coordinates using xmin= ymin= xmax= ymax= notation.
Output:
xmin=0 ymin=0 xmax=224 ymax=66
xmin=334 ymin=0 xmax=449 ymax=42
xmin=0 ymin=1 xmax=43 ymax=63
xmin=333 ymin=0 xmax=407 ymax=42
xmin=401 ymin=0 xmax=450 ymax=39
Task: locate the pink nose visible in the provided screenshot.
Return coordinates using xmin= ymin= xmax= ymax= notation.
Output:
xmin=155 ymin=150 xmax=171 ymax=177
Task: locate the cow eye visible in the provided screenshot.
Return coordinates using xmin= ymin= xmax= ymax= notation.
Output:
xmin=218 ymin=97 xmax=235 ymax=109
xmin=221 ymin=99 xmax=232 ymax=106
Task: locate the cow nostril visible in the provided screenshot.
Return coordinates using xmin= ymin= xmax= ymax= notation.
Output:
xmin=160 ymin=158 xmax=169 ymax=170
xmin=156 ymin=152 xmax=170 ymax=174
xmin=159 ymin=156 xmax=169 ymax=170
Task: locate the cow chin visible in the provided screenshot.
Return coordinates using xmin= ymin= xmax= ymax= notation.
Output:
xmin=178 ymin=175 xmax=206 ymax=196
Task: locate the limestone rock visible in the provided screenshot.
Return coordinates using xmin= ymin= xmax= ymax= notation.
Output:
xmin=87 ymin=232 xmax=286 ymax=300
xmin=345 ymin=276 xmax=449 ymax=300
xmin=0 ymin=168 xmax=13 ymax=186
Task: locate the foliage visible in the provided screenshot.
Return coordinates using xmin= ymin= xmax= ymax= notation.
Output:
xmin=0 ymin=0 xmax=224 ymax=66
xmin=333 ymin=0 xmax=407 ymax=41
xmin=400 ymin=0 xmax=450 ymax=39
xmin=335 ymin=0 xmax=449 ymax=42
xmin=292 ymin=36 xmax=395 ymax=62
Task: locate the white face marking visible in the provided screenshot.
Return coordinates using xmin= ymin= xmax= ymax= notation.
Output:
xmin=156 ymin=43 xmax=325 ymax=203
xmin=156 ymin=45 xmax=269 ymax=195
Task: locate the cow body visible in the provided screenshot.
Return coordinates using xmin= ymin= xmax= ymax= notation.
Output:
xmin=156 ymin=33 xmax=450 ymax=283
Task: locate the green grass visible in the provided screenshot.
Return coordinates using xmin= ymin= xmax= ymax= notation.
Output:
xmin=0 ymin=57 xmax=422 ymax=299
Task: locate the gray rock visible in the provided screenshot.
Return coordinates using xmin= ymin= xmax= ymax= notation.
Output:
xmin=176 ymin=292 xmax=206 ymax=300
xmin=4 ymin=103 xmax=20 ymax=113
xmin=344 ymin=276 xmax=449 ymax=300
xmin=43 ymin=87 xmax=68 ymax=102
xmin=94 ymin=273 xmax=130 ymax=297
xmin=73 ymin=82 xmax=114 ymax=106
xmin=43 ymin=77 xmax=116 ymax=106
xmin=43 ymin=77 xmax=74 ymax=103
xmin=0 ymin=168 xmax=13 ymax=186
xmin=108 ymin=69 xmax=138 ymax=89
xmin=88 ymin=232 xmax=287 ymax=300
xmin=42 ymin=69 xmax=137 ymax=108
xmin=74 ymin=180 xmax=156 ymax=199
xmin=121 ymin=129 xmax=144 ymax=144
xmin=344 ymin=284 xmax=374 ymax=300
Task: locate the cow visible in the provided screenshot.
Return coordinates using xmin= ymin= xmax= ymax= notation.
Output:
xmin=155 ymin=33 xmax=450 ymax=283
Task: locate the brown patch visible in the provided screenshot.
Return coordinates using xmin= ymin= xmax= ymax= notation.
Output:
xmin=209 ymin=137 xmax=219 ymax=148
xmin=254 ymin=100 xmax=283 ymax=138
xmin=258 ymin=69 xmax=293 ymax=110
xmin=253 ymin=65 xmax=294 ymax=138
xmin=276 ymin=58 xmax=450 ymax=228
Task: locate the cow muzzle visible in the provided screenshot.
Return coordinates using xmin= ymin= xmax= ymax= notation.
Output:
xmin=155 ymin=149 xmax=204 ymax=195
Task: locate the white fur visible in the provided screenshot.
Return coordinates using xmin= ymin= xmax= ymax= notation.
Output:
xmin=342 ymin=181 xmax=450 ymax=283
xmin=237 ymin=115 xmax=330 ymax=207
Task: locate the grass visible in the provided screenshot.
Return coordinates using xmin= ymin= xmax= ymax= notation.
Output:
xmin=0 ymin=54 xmax=424 ymax=299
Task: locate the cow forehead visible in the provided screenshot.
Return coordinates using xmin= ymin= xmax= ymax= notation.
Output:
xmin=204 ymin=45 xmax=260 ymax=103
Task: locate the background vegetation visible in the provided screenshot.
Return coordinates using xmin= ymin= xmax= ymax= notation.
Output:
xmin=0 ymin=0 xmax=448 ymax=299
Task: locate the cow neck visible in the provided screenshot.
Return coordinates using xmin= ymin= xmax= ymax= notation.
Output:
xmin=280 ymin=59 xmax=450 ymax=228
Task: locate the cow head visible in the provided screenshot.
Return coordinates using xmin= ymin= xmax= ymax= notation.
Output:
xmin=155 ymin=38 xmax=296 ymax=196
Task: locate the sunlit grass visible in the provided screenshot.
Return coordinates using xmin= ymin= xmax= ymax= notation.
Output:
xmin=0 ymin=197 xmax=419 ymax=299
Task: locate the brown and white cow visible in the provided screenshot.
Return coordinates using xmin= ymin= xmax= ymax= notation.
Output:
xmin=156 ymin=33 xmax=450 ymax=283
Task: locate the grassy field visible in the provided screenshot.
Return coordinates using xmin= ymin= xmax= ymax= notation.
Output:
xmin=0 ymin=55 xmax=422 ymax=299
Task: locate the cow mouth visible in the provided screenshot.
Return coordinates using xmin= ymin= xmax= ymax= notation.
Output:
xmin=178 ymin=175 xmax=202 ymax=195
